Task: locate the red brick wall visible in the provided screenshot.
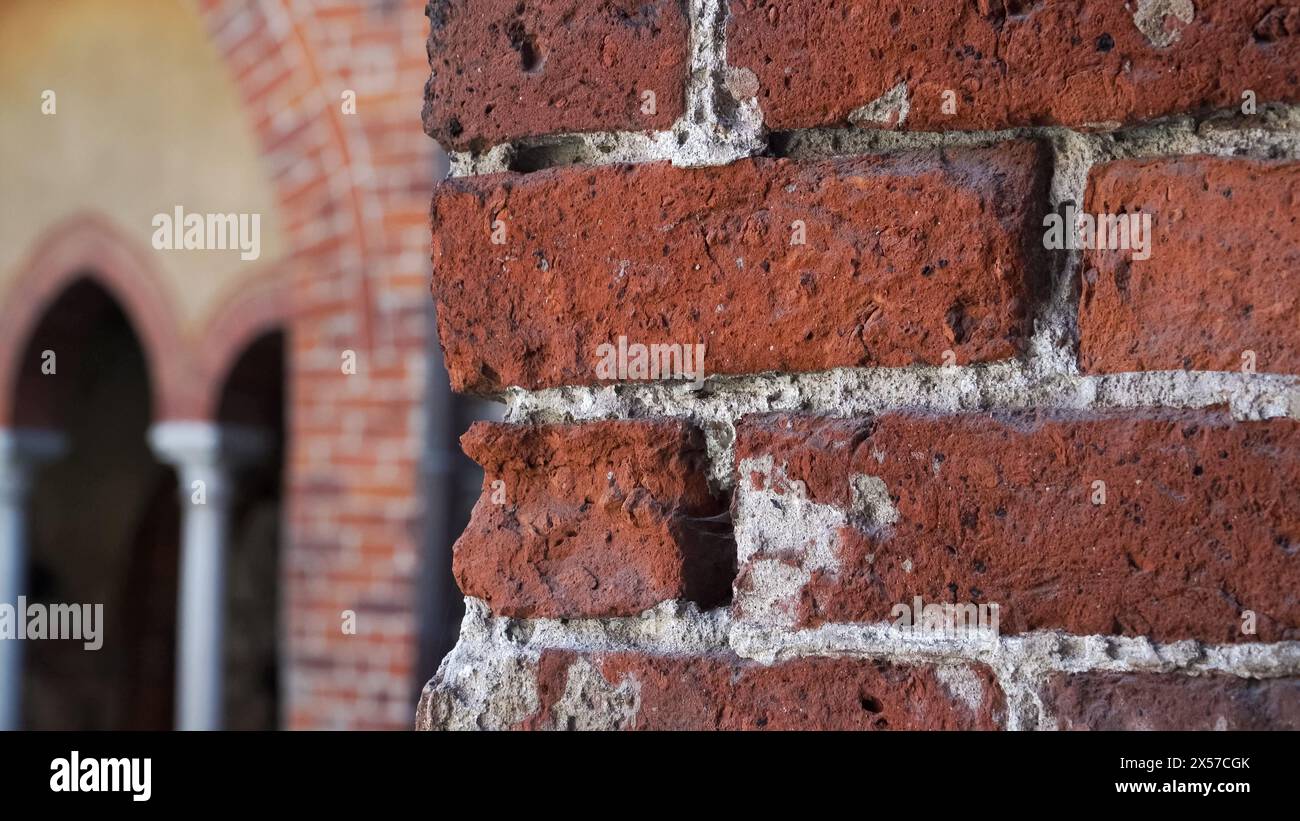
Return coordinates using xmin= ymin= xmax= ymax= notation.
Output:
xmin=421 ymin=1 xmax=1300 ymax=729
xmin=195 ymin=0 xmax=437 ymax=729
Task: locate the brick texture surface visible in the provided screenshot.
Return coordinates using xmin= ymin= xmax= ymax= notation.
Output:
xmin=423 ymin=0 xmax=1300 ymax=733
xmin=1044 ymin=672 xmax=1300 ymax=730
xmin=1079 ymin=156 xmax=1300 ymax=375
xmin=431 ymin=143 xmax=1051 ymax=393
xmin=453 ymin=420 xmax=733 ymax=617
xmin=424 ymin=0 xmax=688 ymax=151
xmin=728 ymin=0 xmax=1300 ymax=132
xmin=524 ymin=651 xmax=1006 ymax=730
xmin=734 ymin=410 xmax=1300 ymax=642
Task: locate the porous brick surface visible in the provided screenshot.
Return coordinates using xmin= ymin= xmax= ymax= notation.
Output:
xmin=728 ymin=0 xmax=1300 ymax=132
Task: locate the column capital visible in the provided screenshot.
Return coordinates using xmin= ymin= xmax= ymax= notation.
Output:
xmin=0 ymin=428 xmax=67 ymax=503
xmin=148 ymin=421 xmax=273 ymax=505
xmin=148 ymin=421 xmax=271 ymax=466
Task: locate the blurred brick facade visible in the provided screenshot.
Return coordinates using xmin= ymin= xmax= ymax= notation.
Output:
xmin=191 ymin=0 xmax=438 ymax=728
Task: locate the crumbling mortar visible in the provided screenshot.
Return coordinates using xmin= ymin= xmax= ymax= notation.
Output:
xmin=445 ymin=0 xmax=763 ymax=177
xmin=504 ymin=366 xmax=1300 ymax=491
xmin=445 ymin=33 xmax=1299 ymax=178
xmin=729 ymin=622 xmax=1300 ymax=731
xmin=450 ymin=100 xmax=1300 ymax=492
xmin=421 ymin=597 xmax=1300 ymax=731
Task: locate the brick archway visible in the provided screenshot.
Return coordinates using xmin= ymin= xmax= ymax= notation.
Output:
xmin=194 ymin=0 xmax=387 ymax=355
xmin=0 ymin=0 xmax=398 ymax=428
xmin=196 ymin=275 xmax=291 ymax=420
xmin=191 ymin=0 xmax=438 ymax=729
xmin=0 ymin=212 xmax=193 ymax=427
xmin=2 ymin=0 xmax=439 ymax=730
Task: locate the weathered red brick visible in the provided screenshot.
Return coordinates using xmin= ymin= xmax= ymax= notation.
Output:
xmin=423 ymin=0 xmax=688 ymax=151
xmin=729 ymin=0 xmax=1300 ymax=132
xmin=1079 ymin=156 xmax=1300 ymax=375
xmin=452 ymin=420 xmax=733 ymax=617
xmin=733 ymin=410 xmax=1300 ymax=642
xmin=1044 ymin=672 xmax=1300 ymax=730
xmin=524 ymin=651 xmax=1005 ymax=730
xmin=431 ymin=143 xmax=1051 ymax=393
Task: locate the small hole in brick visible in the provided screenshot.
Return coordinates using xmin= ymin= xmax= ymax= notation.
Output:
xmin=945 ymin=302 xmax=971 ymax=345
xmin=506 ymin=138 xmax=589 ymax=172
xmin=765 ymin=132 xmax=794 ymax=158
xmin=506 ymin=20 xmax=545 ymax=73
xmin=1096 ymin=32 xmax=1114 ymax=52
xmin=518 ymin=39 xmax=542 ymax=71
xmin=859 ymin=695 xmax=882 ymax=713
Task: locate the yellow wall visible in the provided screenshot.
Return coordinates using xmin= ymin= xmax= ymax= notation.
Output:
xmin=0 ymin=0 xmax=286 ymax=335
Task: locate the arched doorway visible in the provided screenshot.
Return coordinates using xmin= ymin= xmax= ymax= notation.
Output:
xmin=215 ymin=329 xmax=285 ymax=729
xmin=15 ymin=278 xmax=178 ymax=730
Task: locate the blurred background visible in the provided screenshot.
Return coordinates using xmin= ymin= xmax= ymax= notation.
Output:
xmin=0 ymin=0 xmax=495 ymax=730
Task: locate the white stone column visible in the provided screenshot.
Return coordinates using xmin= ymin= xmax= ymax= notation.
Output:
xmin=149 ymin=421 xmax=269 ymax=731
xmin=0 ymin=428 xmax=66 ymax=730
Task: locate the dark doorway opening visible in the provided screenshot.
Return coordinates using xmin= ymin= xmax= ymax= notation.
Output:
xmin=16 ymin=278 xmax=178 ymax=730
xmin=216 ymin=329 xmax=285 ymax=730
